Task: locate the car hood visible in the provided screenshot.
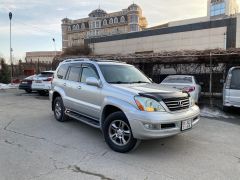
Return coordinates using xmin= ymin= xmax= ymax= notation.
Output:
xmin=112 ymin=83 xmax=189 ymax=100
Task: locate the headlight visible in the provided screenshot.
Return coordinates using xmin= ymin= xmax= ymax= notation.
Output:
xmin=189 ymin=97 xmax=195 ymax=107
xmin=134 ymin=96 xmax=165 ymax=112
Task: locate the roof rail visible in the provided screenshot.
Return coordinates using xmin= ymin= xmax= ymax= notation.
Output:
xmin=62 ymin=58 xmax=125 ymax=64
xmin=62 ymin=58 xmax=90 ymax=63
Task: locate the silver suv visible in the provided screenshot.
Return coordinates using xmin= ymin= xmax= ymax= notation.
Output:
xmin=50 ymin=59 xmax=200 ymax=153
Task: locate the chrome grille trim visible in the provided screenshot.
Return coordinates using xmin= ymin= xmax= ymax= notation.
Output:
xmin=163 ymin=97 xmax=190 ymax=111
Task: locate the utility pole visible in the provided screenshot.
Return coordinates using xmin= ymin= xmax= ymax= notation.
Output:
xmin=209 ymin=52 xmax=213 ymax=97
xmin=9 ymin=12 xmax=13 ymax=83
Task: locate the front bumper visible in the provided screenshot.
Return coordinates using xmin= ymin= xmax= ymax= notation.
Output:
xmin=126 ymin=105 xmax=200 ymax=140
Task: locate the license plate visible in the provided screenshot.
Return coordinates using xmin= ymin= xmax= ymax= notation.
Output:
xmin=181 ymin=119 xmax=192 ymax=131
xmin=36 ymin=80 xmax=42 ymax=83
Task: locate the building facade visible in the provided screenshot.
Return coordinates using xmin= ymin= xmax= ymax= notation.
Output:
xmin=84 ymin=0 xmax=240 ymax=55
xmin=61 ymin=4 xmax=147 ymax=50
xmin=25 ymin=51 xmax=62 ymax=64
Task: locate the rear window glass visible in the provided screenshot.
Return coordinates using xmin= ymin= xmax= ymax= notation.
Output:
xmin=57 ymin=64 xmax=68 ymax=79
xmin=38 ymin=72 xmax=54 ymax=77
xmin=230 ymin=69 xmax=240 ymax=89
xmin=162 ymin=76 xmax=193 ymax=84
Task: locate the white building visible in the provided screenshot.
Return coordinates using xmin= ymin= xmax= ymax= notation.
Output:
xmin=85 ymin=0 xmax=240 ymax=55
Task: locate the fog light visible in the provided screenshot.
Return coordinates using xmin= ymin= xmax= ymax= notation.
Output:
xmin=143 ymin=123 xmax=161 ymax=130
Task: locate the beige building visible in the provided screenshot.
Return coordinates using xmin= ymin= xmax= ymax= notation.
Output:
xmin=61 ymin=4 xmax=147 ymax=50
xmin=25 ymin=51 xmax=62 ymax=64
xmin=85 ymin=0 xmax=240 ymax=55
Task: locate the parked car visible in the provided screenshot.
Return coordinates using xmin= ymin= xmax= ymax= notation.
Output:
xmin=50 ymin=59 xmax=200 ymax=153
xmin=19 ymin=75 xmax=36 ymax=93
xmin=32 ymin=71 xmax=54 ymax=95
xmin=223 ymin=67 xmax=240 ymax=111
xmin=160 ymin=75 xmax=201 ymax=103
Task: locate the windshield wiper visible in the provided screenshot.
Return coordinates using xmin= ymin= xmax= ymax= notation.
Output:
xmin=108 ymin=81 xmax=130 ymax=84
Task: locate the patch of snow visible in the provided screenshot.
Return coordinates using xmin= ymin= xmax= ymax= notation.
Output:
xmin=200 ymin=107 xmax=235 ymax=119
xmin=0 ymin=83 xmax=19 ymax=90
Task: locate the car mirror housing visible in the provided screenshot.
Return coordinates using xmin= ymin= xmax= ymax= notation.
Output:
xmin=86 ymin=77 xmax=101 ymax=87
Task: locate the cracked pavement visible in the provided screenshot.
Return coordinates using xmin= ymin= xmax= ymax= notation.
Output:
xmin=0 ymin=89 xmax=240 ymax=180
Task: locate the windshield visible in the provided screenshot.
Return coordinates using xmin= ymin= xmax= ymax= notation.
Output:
xmin=162 ymin=76 xmax=193 ymax=84
xmin=230 ymin=69 xmax=240 ymax=89
xmin=99 ymin=64 xmax=151 ymax=84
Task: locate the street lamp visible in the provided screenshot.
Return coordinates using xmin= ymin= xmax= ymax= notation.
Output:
xmin=9 ymin=12 xmax=13 ymax=83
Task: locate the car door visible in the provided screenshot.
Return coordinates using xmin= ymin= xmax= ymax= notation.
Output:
xmin=229 ymin=68 xmax=240 ymax=106
xmin=72 ymin=63 xmax=103 ymax=120
xmin=64 ymin=65 xmax=82 ymax=111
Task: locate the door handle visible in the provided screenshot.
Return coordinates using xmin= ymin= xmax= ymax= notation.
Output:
xmin=63 ymin=83 xmax=66 ymax=86
xmin=78 ymin=86 xmax=82 ymax=90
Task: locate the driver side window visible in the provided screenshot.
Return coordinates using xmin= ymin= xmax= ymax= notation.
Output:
xmin=81 ymin=66 xmax=99 ymax=83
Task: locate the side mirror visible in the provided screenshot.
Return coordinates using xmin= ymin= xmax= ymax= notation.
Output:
xmin=86 ymin=77 xmax=101 ymax=87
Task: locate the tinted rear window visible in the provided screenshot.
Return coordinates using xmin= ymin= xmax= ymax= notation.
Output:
xmin=38 ymin=72 xmax=54 ymax=77
xmin=162 ymin=76 xmax=193 ymax=84
xmin=230 ymin=69 xmax=240 ymax=89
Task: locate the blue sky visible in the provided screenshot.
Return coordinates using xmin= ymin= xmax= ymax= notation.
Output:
xmin=0 ymin=0 xmax=238 ymax=63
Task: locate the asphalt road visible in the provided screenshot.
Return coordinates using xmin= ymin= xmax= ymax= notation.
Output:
xmin=0 ymin=89 xmax=240 ymax=180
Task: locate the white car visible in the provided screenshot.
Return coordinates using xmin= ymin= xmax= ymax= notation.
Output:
xmin=160 ymin=75 xmax=201 ymax=103
xmin=32 ymin=71 xmax=55 ymax=95
xmin=223 ymin=67 xmax=240 ymax=111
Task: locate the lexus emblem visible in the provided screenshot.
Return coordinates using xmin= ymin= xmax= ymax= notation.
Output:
xmin=178 ymin=101 xmax=184 ymax=107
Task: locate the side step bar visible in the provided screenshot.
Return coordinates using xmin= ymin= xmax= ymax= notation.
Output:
xmin=65 ymin=110 xmax=100 ymax=129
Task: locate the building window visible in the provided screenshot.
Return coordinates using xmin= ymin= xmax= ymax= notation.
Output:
xmin=120 ymin=16 xmax=125 ymax=23
xmin=81 ymin=23 xmax=85 ymax=29
xmin=96 ymin=21 xmax=101 ymax=28
xmin=114 ymin=17 xmax=118 ymax=24
xmin=130 ymin=15 xmax=138 ymax=23
xmin=103 ymin=19 xmax=107 ymax=25
xmin=130 ymin=24 xmax=139 ymax=32
xmin=75 ymin=24 xmax=80 ymax=30
xmin=210 ymin=2 xmax=225 ymax=16
xmin=109 ymin=18 xmax=113 ymax=24
xmin=67 ymin=26 xmax=71 ymax=31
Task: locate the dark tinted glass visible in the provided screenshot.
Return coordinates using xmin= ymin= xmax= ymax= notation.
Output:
xmin=99 ymin=65 xmax=150 ymax=84
xmin=67 ymin=67 xmax=81 ymax=82
xmin=57 ymin=64 xmax=68 ymax=79
xmin=230 ymin=69 xmax=240 ymax=89
xmin=38 ymin=72 xmax=54 ymax=77
xmin=81 ymin=66 xmax=99 ymax=83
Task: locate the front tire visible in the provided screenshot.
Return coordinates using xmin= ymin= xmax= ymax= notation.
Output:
xmin=103 ymin=111 xmax=140 ymax=153
xmin=53 ymin=97 xmax=69 ymax=122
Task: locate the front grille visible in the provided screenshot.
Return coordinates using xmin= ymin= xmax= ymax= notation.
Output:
xmin=163 ymin=97 xmax=190 ymax=111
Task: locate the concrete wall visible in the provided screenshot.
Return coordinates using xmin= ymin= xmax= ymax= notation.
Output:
xmin=92 ymin=27 xmax=227 ymax=55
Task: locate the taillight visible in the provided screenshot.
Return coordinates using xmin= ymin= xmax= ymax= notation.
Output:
xmin=183 ymin=86 xmax=195 ymax=92
xmin=225 ymin=75 xmax=232 ymax=89
xmin=43 ymin=77 xmax=53 ymax=82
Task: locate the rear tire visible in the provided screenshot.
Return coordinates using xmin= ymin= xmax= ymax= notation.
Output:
xmin=103 ymin=111 xmax=140 ymax=153
xmin=223 ymin=106 xmax=230 ymax=112
xmin=25 ymin=89 xmax=32 ymax=93
xmin=53 ymin=97 xmax=69 ymax=122
xmin=38 ymin=90 xmax=47 ymax=96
